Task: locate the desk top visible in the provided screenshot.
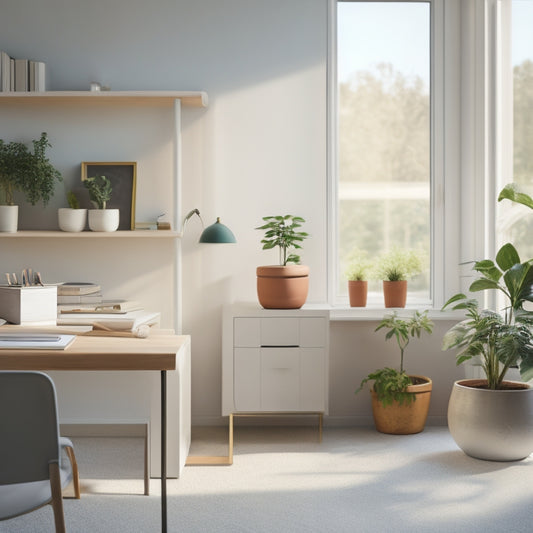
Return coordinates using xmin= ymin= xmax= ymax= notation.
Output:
xmin=0 ymin=332 xmax=190 ymax=371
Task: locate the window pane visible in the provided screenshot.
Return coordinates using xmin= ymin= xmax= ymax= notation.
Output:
xmin=501 ymin=0 xmax=533 ymax=258
xmin=337 ymin=1 xmax=431 ymax=301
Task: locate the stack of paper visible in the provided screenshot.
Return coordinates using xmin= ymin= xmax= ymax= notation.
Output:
xmin=57 ymin=310 xmax=160 ymax=332
xmin=0 ymin=333 xmax=76 ymax=350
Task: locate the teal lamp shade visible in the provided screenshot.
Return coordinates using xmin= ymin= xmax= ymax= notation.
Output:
xmin=199 ymin=217 xmax=236 ymax=243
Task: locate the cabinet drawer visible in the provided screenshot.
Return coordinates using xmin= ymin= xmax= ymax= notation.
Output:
xmin=233 ymin=348 xmax=261 ymax=411
xmin=261 ymin=348 xmax=299 ymax=410
xmin=234 ymin=318 xmax=260 ymax=347
xmin=260 ymin=318 xmax=299 ymax=346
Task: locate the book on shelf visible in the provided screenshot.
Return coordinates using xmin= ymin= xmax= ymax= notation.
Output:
xmin=1 ymin=51 xmax=11 ymax=92
xmin=58 ymin=300 xmax=143 ymax=314
xmin=57 ymin=310 xmax=160 ymax=331
xmin=0 ymin=333 xmax=76 ymax=350
xmin=14 ymin=58 xmax=28 ymax=91
xmin=57 ymin=282 xmax=101 ymax=296
xmin=29 ymin=60 xmax=46 ymax=91
xmin=57 ymin=292 xmax=103 ymax=305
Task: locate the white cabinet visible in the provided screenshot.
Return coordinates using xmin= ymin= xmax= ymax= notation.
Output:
xmin=222 ymin=303 xmax=329 ymax=415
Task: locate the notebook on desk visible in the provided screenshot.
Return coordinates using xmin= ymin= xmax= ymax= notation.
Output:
xmin=0 ymin=333 xmax=76 ymax=350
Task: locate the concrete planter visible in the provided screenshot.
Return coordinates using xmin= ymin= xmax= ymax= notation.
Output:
xmin=0 ymin=205 xmax=18 ymax=232
xmin=88 ymin=209 xmax=119 ymax=232
xmin=58 ymin=208 xmax=87 ymax=232
xmin=448 ymin=379 xmax=533 ymax=461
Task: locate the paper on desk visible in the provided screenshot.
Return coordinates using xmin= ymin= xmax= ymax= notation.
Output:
xmin=0 ymin=333 xmax=76 ymax=350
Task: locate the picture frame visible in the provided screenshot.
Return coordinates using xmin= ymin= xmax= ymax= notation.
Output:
xmin=81 ymin=162 xmax=137 ymax=230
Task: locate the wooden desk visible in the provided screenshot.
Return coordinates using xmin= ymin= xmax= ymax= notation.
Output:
xmin=0 ymin=332 xmax=191 ymax=533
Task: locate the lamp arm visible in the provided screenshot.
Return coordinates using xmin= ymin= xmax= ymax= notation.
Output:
xmin=182 ymin=208 xmax=204 ymax=233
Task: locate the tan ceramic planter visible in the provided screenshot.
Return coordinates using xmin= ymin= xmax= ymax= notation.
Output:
xmin=348 ymin=280 xmax=368 ymax=307
xmin=448 ymin=379 xmax=533 ymax=461
xmin=370 ymin=375 xmax=432 ymax=435
xmin=256 ymin=265 xmax=309 ymax=309
xmin=383 ymin=280 xmax=407 ymax=308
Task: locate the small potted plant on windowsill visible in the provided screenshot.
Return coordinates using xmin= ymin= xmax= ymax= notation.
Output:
xmin=255 ymin=215 xmax=309 ymax=309
xmin=0 ymin=132 xmax=62 ymax=232
xmin=375 ymin=247 xmax=423 ymax=308
xmin=356 ymin=310 xmax=434 ymax=434
xmin=345 ymin=250 xmax=372 ymax=307
xmin=58 ymin=190 xmax=87 ymax=232
xmin=82 ymin=175 xmax=118 ymax=232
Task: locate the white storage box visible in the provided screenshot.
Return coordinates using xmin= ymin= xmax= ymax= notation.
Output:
xmin=0 ymin=285 xmax=57 ymax=325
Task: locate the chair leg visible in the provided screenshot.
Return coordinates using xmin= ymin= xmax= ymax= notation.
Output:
xmin=49 ymin=462 xmax=66 ymax=533
xmin=64 ymin=445 xmax=81 ymax=499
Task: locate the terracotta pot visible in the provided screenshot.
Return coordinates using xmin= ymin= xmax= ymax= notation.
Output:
xmin=370 ymin=375 xmax=432 ymax=435
xmin=256 ymin=265 xmax=309 ymax=309
xmin=348 ymin=280 xmax=367 ymax=307
xmin=383 ymin=280 xmax=407 ymax=308
xmin=448 ymin=379 xmax=533 ymax=461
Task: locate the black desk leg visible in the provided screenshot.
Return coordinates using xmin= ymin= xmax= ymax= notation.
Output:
xmin=161 ymin=370 xmax=167 ymax=533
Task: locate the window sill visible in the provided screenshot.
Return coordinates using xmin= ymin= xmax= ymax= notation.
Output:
xmin=328 ymin=306 xmax=463 ymax=321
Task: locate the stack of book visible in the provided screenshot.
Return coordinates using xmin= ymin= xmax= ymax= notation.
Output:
xmin=1 ymin=50 xmax=47 ymax=92
xmin=57 ymin=282 xmax=103 ymax=307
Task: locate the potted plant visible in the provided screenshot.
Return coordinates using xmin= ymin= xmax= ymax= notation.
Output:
xmin=0 ymin=132 xmax=62 ymax=232
xmin=441 ymin=184 xmax=533 ymax=461
xmin=356 ymin=310 xmax=434 ymax=434
xmin=375 ymin=247 xmax=423 ymax=308
xmin=82 ymin=175 xmax=119 ymax=232
xmin=255 ymin=215 xmax=309 ymax=309
xmin=345 ymin=250 xmax=372 ymax=307
xmin=58 ymin=190 xmax=87 ymax=232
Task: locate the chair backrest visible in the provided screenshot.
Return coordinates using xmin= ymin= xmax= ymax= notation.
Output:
xmin=0 ymin=372 xmax=61 ymax=485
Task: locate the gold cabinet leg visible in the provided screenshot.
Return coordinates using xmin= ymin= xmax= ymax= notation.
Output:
xmin=186 ymin=414 xmax=233 ymax=466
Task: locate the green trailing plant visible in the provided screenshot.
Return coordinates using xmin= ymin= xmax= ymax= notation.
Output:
xmin=356 ymin=310 xmax=434 ymax=406
xmin=375 ymin=247 xmax=423 ymax=281
xmin=0 ymin=132 xmax=62 ymax=206
xmin=345 ymin=250 xmax=372 ymax=281
xmin=442 ymin=183 xmax=533 ymax=389
xmin=66 ymin=190 xmax=80 ymax=209
xmin=256 ymin=215 xmax=308 ymax=266
xmin=83 ymin=175 xmax=112 ymax=209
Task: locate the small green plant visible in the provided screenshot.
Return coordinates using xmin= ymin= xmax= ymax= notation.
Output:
xmin=375 ymin=247 xmax=423 ymax=281
xmin=0 ymin=132 xmax=62 ymax=206
xmin=356 ymin=310 xmax=434 ymax=406
xmin=66 ymin=190 xmax=80 ymax=209
xmin=83 ymin=175 xmax=112 ymax=209
xmin=345 ymin=250 xmax=372 ymax=281
xmin=256 ymin=215 xmax=308 ymax=266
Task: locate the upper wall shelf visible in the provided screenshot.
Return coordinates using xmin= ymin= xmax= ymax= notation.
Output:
xmin=0 ymin=230 xmax=182 ymax=238
xmin=0 ymin=90 xmax=208 ymax=107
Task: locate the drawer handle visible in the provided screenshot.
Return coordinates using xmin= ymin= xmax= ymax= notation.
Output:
xmin=261 ymin=345 xmax=299 ymax=348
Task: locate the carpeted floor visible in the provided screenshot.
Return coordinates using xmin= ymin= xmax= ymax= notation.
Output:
xmin=2 ymin=426 xmax=532 ymax=533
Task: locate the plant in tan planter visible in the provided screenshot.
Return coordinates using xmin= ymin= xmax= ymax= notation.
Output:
xmin=375 ymin=247 xmax=423 ymax=308
xmin=441 ymin=183 xmax=533 ymax=461
xmin=83 ymin=175 xmax=119 ymax=232
xmin=255 ymin=215 xmax=309 ymax=309
xmin=356 ymin=310 xmax=434 ymax=434
xmin=345 ymin=251 xmax=372 ymax=307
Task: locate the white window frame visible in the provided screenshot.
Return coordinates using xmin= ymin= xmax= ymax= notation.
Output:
xmin=327 ymin=0 xmax=462 ymax=313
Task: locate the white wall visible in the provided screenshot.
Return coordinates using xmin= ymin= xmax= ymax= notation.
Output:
xmin=0 ymin=0 xmax=463 ymax=427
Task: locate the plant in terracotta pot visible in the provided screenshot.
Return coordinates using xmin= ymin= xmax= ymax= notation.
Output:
xmin=441 ymin=184 xmax=533 ymax=461
xmin=356 ymin=310 xmax=434 ymax=434
xmin=375 ymin=247 xmax=423 ymax=308
xmin=82 ymin=175 xmax=119 ymax=232
xmin=58 ymin=190 xmax=87 ymax=232
xmin=255 ymin=215 xmax=309 ymax=309
xmin=0 ymin=132 xmax=62 ymax=232
xmin=345 ymin=251 xmax=372 ymax=307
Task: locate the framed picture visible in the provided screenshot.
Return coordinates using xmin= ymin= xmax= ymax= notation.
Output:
xmin=81 ymin=162 xmax=137 ymax=230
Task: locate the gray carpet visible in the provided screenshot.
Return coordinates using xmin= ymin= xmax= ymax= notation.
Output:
xmin=1 ymin=426 xmax=531 ymax=533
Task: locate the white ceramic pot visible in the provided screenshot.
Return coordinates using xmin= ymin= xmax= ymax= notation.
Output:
xmin=88 ymin=209 xmax=119 ymax=232
xmin=58 ymin=208 xmax=87 ymax=232
xmin=0 ymin=205 xmax=19 ymax=232
xmin=448 ymin=379 xmax=533 ymax=461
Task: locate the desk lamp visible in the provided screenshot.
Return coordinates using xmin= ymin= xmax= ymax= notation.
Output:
xmin=182 ymin=209 xmax=236 ymax=243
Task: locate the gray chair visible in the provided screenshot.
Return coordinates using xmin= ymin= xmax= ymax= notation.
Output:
xmin=0 ymin=371 xmax=80 ymax=533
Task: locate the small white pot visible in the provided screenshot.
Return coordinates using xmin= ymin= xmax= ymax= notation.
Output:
xmin=58 ymin=208 xmax=87 ymax=232
xmin=88 ymin=209 xmax=119 ymax=232
xmin=0 ymin=205 xmax=19 ymax=233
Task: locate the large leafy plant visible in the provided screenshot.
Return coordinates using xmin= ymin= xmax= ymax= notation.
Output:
xmin=442 ymin=183 xmax=533 ymax=389
xmin=0 ymin=132 xmax=62 ymax=206
xmin=256 ymin=215 xmax=308 ymax=266
xmin=357 ymin=311 xmax=434 ymax=406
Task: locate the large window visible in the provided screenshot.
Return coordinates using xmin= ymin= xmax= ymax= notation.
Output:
xmin=334 ymin=1 xmax=432 ymax=305
xmin=497 ymin=0 xmax=533 ymax=259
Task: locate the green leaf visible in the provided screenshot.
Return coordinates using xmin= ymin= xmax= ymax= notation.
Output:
xmin=498 ymin=183 xmax=533 ymax=210
xmin=495 ymin=243 xmax=521 ymax=271
xmin=469 ymin=279 xmax=500 ymax=292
